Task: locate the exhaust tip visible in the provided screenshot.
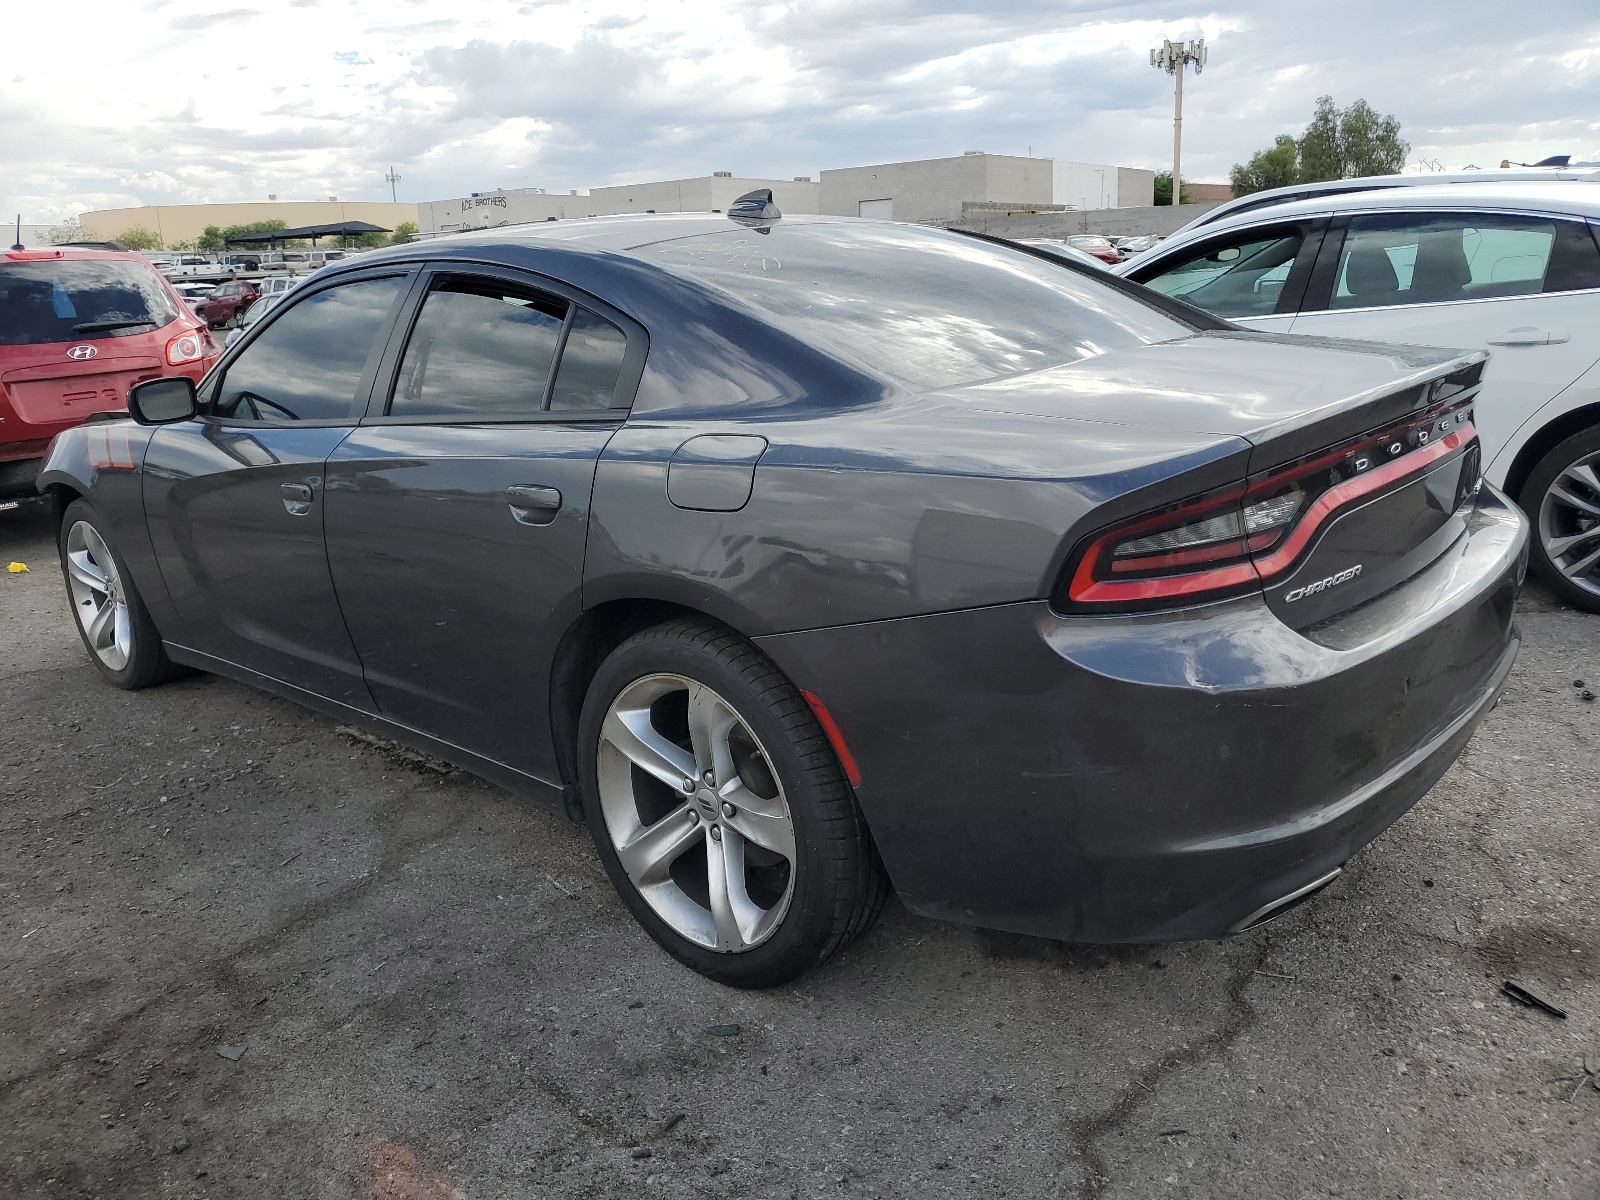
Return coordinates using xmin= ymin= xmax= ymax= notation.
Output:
xmin=1228 ymin=866 xmax=1344 ymax=934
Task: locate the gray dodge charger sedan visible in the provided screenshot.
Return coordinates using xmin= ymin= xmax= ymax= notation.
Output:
xmin=38 ymin=200 xmax=1527 ymax=987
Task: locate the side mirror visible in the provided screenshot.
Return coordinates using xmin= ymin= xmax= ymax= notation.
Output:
xmin=128 ymin=376 xmax=197 ymax=425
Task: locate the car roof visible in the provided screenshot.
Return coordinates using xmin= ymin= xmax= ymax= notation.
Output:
xmin=1154 ymin=180 xmax=1600 ymax=250
xmin=400 ymin=211 xmax=859 ymax=254
xmin=1177 ymin=166 xmax=1600 ymax=234
xmin=1 ymin=246 xmax=154 ymax=265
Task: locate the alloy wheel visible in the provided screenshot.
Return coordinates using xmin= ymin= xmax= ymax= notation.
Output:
xmin=1537 ymin=449 xmax=1600 ymax=600
xmin=597 ymin=673 xmax=796 ymax=952
xmin=64 ymin=521 xmax=131 ymax=671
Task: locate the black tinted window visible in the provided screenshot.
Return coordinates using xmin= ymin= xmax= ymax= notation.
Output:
xmin=214 ymin=276 xmax=403 ymax=422
xmin=640 ymin=223 xmax=1188 ymax=391
xmin=549 ymin=308 xmax=629 ymax=410
xmin=390 ymin=279 xmax=567 ymax=419
xmin=0 ymin=259 xmax=179 ymax=347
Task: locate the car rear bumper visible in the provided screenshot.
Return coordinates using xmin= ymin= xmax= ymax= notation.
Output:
xmin=756 ymin=484 xmax=1528 ymax=943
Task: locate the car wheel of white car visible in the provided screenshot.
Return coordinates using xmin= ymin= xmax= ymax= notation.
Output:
xmin=1523 ymin=426 xmax=1600 ymax=613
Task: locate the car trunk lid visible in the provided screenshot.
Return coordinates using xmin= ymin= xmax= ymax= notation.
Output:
xmin=1 ymin=353 xmax=163 ymax=427
xmin=995 ymin=331 xmax=1490 ymax=624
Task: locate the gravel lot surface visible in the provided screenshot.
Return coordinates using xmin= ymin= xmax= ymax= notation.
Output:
xmin=2 ymin=496 xmax=1597 ymax=1199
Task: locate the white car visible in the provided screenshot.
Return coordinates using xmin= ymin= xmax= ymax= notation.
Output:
xmin=1169 ymin=164 xmax=1600 ymax=240
xmin=1119 ymin=180 xmax=1600 ymax=610
xmin=223 ymin=291 xmax=284 ymax=346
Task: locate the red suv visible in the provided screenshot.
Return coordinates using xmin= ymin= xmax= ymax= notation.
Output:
xmin=1 ymin=248 xmax=220 ymax=498
xmin=194 ymin=280 xmax=259 ymax=328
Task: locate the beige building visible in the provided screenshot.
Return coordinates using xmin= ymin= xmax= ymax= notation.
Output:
xmin=590 ymin=174 xmax=819 ymax=217
xmin=821 ymin=152 xmax=1155 ymax=223
xmin=419 ymin=174 xmax=820 ymax=235
xmin=77 ymin=201 xmax=421 ymax=246
xmin=420 ymin=190 xmax=601 ymax=234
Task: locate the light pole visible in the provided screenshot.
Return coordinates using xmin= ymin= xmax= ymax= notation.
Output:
xmin=1150 ymin=39 xmax=1207 ymax=204
xmin=385 ymin=165 xmax=402 ymax=203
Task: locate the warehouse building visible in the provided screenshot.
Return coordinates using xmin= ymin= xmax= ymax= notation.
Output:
xmin=820 ymin=152 xmax=1155 ymax=223
xmin=76 ymin=201 xmax=420 ymax=247
xmin=419 ymin=174 xmax=821 ymax=234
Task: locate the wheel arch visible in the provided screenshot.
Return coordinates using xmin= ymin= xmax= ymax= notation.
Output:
xmin=38 ymin=477 xmax=86 ymax=533
xmin=1502 ymin=400 xmax=1600 ymax=505
xmin=548 ymin=596 xmax=754 ymax=817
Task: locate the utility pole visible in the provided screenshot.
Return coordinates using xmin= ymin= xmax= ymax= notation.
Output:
xmin=1150 ymin=39 xmax=1207 ymax=204
xmin=385 ymin=165 xmax=402 ymax=203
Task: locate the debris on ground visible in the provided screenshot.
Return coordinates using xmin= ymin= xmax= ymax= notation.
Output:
xmin=1558 ymin=1056 xmax=1599 ymax=1102
xmin=631 ymin=1147 xmax=653 ymax=1160
xmin=1501 ymin=981 xmax=1567 ymax=1019
xmin=658 ymin=1113 xmax=686 ymax=1136
xmin=6 ymin=562 xmax=27 ymax=573
xmin=217 ymin=1044 xmax=247 ymax=1060
xmin=335 ymin=725 xmax=457 ymax=776
xmin=704 ymin=1023 xmax=741 ymax=1037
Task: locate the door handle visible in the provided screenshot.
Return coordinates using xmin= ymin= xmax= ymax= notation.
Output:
xmin=280 ymin=482 xmax=313 ymax=516
xmin=1488 ymin=328 xmax=1568 ymax=346
xmin=507 ymin=485 xmax=562 ymax=526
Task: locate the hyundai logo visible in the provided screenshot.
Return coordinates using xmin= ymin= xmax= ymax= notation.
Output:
xmin=66 ymin=345 xmax=97 ymax=361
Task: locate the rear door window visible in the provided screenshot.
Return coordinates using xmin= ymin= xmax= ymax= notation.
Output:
xmin=1134 ymin=227 xmax=1308 ymax=318
xmin=1320 ymin=212 xmax=1600 ymax=310
xmin=389 ymin=278 xmax=568 ymax=419
xmin=213 ymin=276 xmax=406 ymax=422
xmin=385 ymin=274 xmax=634 ymax=419
xmin=0 ymin=259 xmax=179 ymax=346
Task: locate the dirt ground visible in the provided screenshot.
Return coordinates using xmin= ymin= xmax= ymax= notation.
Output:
xmin=2 ymin=496 xmax=1597 ymax=1199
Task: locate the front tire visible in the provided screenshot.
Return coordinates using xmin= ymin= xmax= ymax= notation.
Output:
xmin=577 ymin=620 xmax=888 ymax=988
xmin=1522 ymin=426 xmax=1600 ymax=612
xmin=58 ymin=499 xmax=185 ymax=689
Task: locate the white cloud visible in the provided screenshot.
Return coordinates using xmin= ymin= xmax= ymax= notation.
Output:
xmin=1 ymin=0 xmax=1598 ymax=221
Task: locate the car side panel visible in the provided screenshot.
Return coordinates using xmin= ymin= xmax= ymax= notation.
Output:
xmin=1484 ymin=343 xmax=1600 ymax=489
xmin=586 ymin=409 xmax=1252 ymax=636
xmin=36 ymin=420 xmax=185 ymax=638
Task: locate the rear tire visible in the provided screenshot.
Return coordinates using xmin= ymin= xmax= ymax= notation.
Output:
xmin=1521 ymin=426 xmax=1600 ymax=613
xmin=577 ymin=619 xmax=888 ymax=988
xmin=58 ymin=499 xmax=186 ymax=690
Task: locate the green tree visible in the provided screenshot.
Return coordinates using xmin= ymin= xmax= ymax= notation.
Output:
xmin=47 ymin=218 xmax=88 ymax=245
xmin=1230 ymin=95 xmax=1410 ymax=197
xmin=1229 ymin=134 xmax=1300 ymax=197
xmin=197 ymin=225 xmax=226 ymax=252
xmin=115 ymin=227 xmax=164 ymax=251
xmin=1153 ymin=171 xmax=1192 ymax=206
xmin=388 ymin=221 xmax=419 ymax=246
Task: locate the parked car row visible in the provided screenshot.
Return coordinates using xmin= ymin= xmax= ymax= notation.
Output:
xmin=36 ymin=206 xmax=1523 ymax=988
xmin=14 ymin=176 xmax=1598 ymax=986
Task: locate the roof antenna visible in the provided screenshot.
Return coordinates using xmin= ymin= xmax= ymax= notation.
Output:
xmin=728 ymin=188 xmax=781 ymax=232
xmin=11 ymin=214 xmax=24 ymax=252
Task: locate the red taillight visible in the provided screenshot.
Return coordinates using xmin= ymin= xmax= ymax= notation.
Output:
xmin=166 ymin=329 xmax=204 ymax=365
xmin=1059 ymin=395 xmax=1479 ymax=612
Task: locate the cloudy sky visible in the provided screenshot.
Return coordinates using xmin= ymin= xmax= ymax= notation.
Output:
xmin=5 ymin=0 xmax=1600 ymax=222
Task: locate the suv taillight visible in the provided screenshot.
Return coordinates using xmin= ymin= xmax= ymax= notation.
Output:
xmin=1058 ymin=393 xmax=1480 ymax=612
xmin=166 ymin=330 xmax=204 ymax=365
